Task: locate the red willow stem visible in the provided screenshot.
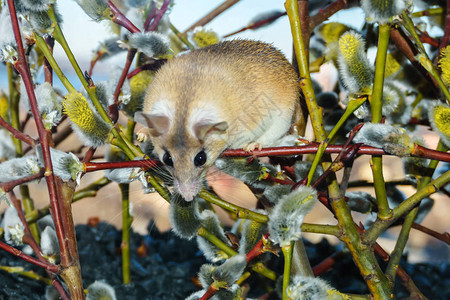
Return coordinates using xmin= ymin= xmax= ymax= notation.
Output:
xmin=107 ymin=1 xmax=140 ymax=34
xmin=310 ymin=0 xmax=348 ymax=30
xmin=182 ymin=0 xmax=241 ymax=35
xmin=0 ymin=241 xmax=59 ymax=273
xmin=221 ymin=144 xmax=450 ymax=162
xmin=43 ymin=36 xmax=54 ymax=84
xmin=312 ymin=250 xmax=346 ymax=276
xmin=82 ymin=147 xmax=96 ymax=163
xmin=412 ymin=144 xmax=450 ymax=162
xmin=143 ymin=1 xmax=158 ymax=30
xmin=266 ymin=175 xmax=294 ymax=185
xmin=126 ymin=60 xmax=167 ymax=79
xmin=418 ymin=31 xmax=440 ymax=47
xmin=148 ymin=0 xmax=171 ymax=32
xmin=0 ymin=168 xmax=45 ymax=193
xmin=52 ymin=279 xmax=69 ymax=300
xmin=0 ymin=115 xmax=36 ymax=146
xmin=9 ymin=192 xmax=48 ymax=267
xmin=246 ymin=233 xmax=271 ymax=262
xmin=410 ymin=223 xmax=450 ymax=245
xmin=84 ymin=159 xmax=160 ymax=172
xmin=112 ymin=49 xmax=137 ymax=108
xmin=199 ymin=284 xmax=219 ymax=300
xmin=224 ymin=12 xmax=287 ymax=38
xmin=6 ymin=0 xmax=70 ymax=266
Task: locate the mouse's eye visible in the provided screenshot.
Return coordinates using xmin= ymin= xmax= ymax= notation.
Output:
xmin=194 ymin=150 xmax=207 ymax=167
xmin=163 ymin=151 xmax=173 ymax=167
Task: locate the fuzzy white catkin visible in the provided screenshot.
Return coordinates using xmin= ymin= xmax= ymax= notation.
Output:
xmin=86 ymin=281 xmax=117 ymax=300
xmin=196 ymin=210 xmax=230 ymax=262
xmin=0 ymin=129 xmax=16 ymax=161
xmin=353 ymin=123 xmax=414 ymax=156
xmin=212 ymin=254 xmax=247 ymax=286
xmin=40 ymin=226 xmax=60 ymax=262
xmin=0 ymin=8 xmax=16 ymax=48
xmin=3 ymin=207 xmax=25 ymax=246
xmin=361 ymin=0 xmax=407 ymax=23
xmin=74 ymin=0 xmax=109 ymax=22
xmin=169 ymin=196 xmax=202 ymax=240
xmin=286 ymin=275 xmax=344 ymax=300
xmin=0 ymin=155 xmax=40 ymax=183
xmin=128 ymin=32 xmax=171 ymax=58
xmin=14 ymin=0 xmax=52 ymax=13
xmin=268 ymin=186 xmax=317 ymax=247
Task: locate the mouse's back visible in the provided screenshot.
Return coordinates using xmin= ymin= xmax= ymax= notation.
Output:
xmin=137 ymin=40 xmax=300 ymax=201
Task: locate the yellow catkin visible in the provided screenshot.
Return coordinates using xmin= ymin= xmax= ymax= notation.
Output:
xmin=63 ymin=92 xmax=97 ymax=134
xmin=0 ymin=91 xmax=9 ymax=121
xmin=439 ymin=46 xmax=450 ymax=86
xmin=130 ymin=70 xmax=153 ymax=96
xmin=338 ymin=32 xmax=373 ymax=92
xmin=385 ymin=53 xmax=401 ymax=78
xmin=432 ymin=104 xmax=450 ymax=137
xmin=317 ymin=22 xmax=351 ymax=44
xmin=339 ymin=33 xmax=360 ymax=63
xmin=192 ymin=27 xmax=219 ymax=48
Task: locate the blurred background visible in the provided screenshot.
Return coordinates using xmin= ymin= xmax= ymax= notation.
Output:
xmin=0 ymin=1 xmax=448 ymax=264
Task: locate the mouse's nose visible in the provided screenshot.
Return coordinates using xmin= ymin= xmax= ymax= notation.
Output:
xmin=174 ymin=178 xmax=199 ymax=202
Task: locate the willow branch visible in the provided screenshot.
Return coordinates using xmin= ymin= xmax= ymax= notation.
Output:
xmin=7 ymin=0 xmax=70 ymax=266
xmin=0 ymin=241 xmax=59 ymax=273
xmin=182 ymin=0 xmax=241 ymax=35
xmin=0 ymin=115 xmax=36 ymax=146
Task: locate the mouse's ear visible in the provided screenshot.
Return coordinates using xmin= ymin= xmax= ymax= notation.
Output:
xmin=193 ymin=120 xmax=228 ymax=142
xmin=135 ymin=112 xmax=170 ymax=137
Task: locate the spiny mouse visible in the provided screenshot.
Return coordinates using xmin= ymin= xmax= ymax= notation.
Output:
xmin=135 ymin=40 xmax=300 ymax=201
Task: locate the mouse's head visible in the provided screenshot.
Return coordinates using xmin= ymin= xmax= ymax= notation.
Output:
xmin=136 ymin=103 xmax=228 ymax=201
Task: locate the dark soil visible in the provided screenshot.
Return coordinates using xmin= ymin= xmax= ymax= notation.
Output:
xmin=0 ymin=221 xmax=448 ymax=299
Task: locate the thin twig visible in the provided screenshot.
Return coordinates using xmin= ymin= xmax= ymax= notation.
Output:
xmin=0 ymin=168 xmax=45 ymax=192
xmin=0 ymin=115 xmax=36 ymax=146
xmin=181 ymin=0 xmax=241 ymax=35
xmin=84 ymin=159 xmax=159 ymax=172
xmin=0 ymin=240 xmax=59 ymax=273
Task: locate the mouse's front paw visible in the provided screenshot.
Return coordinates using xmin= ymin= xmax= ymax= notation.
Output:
xmin=136 ymin=128 xmax=150 ymax=142
xmin=243 ymin=142 xmax=263 ymax=152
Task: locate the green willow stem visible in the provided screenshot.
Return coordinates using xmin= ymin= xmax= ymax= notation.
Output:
xmin=197 ymin=226 xmax=277 ymax=281
xmin=169 ymin=22 xmax=195 ymax=50
xmin=286 ymin=3 xmax=393 ymax=297
xmin=20 ymin=186 xmax=40 ymax=245
xmin=411 ymin=7 xmax=444 ymax=18
xmin=365 ymin=168 xmax=450 ymax=242
xmin=120 ymin=184 xmax=131 ymax=284
xmin=416 ymin=53 xmax=450 ymax=103
xmin=25 ymin=177 xmax=111 ymax=224
xmin=306 ymin=96 xmax=366 ymax=185
xmin=401 ymin=11 xmax=450 ymax=103
xmin=7 ymin=62 xmax=40 ymax=243
xmin=198 ymin=190 xmax=268 ymax=223
xmin=281 ymin=242 xmax=294 ymax=300
xmin=7 ymin=62 xmax=21 ymax=151
xmin=0 ymin=266 xmax=53 ymax=285
xmin=370 ymin=23 xmax=391 ymax=220
xmin=301 ymin=223 xmax=340 ymax=236
xmin=385 ymin=141 xmax=447 ymax=283
xmin=145 ymin=174 xmax=170 ymax=202
xmin=34 ymin=35 xmax=76 ymax=93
